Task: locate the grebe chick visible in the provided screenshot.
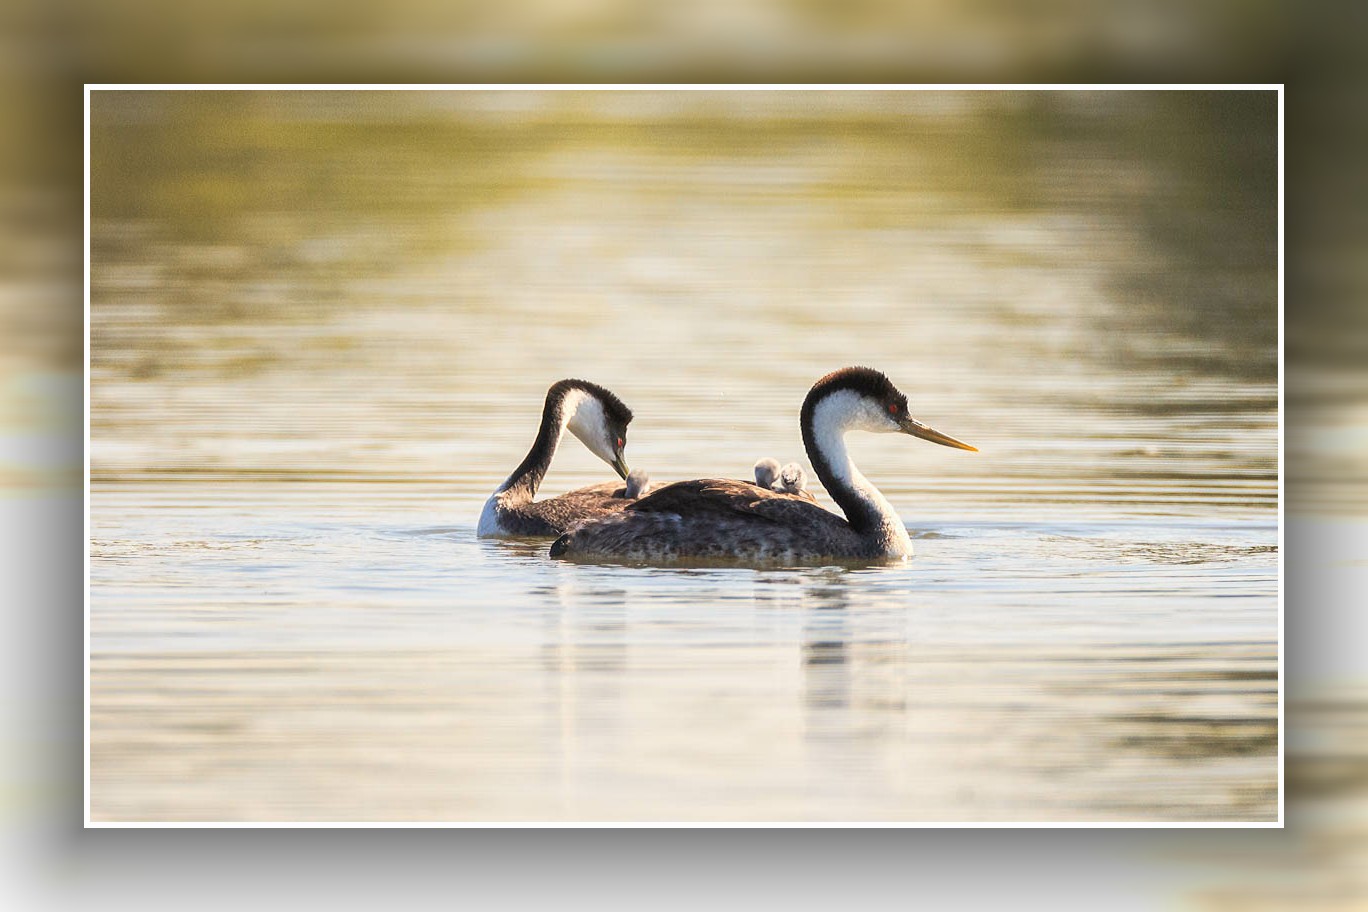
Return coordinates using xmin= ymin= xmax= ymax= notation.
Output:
xmin=755 ymin=457 xmax=813 ymax=500
xmin=478 ymin=379 xmax=634 ymax=538
xmin=550 ymin=367 xmax=976 ymax=563
xmin=622 ymin=468 xmax=651 ymax=499
xmin=775 ymin=462 xmax=817 ymax=501
xmin=753 ymin=457 xmax=781 ymax=490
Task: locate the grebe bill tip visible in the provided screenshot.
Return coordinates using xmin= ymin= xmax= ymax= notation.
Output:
xmin=899 ymin=417 xmax=977 ymax=452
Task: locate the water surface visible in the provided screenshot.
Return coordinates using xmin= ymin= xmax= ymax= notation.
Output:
xmin=88 ymin=90 xmax=1278 ymax=822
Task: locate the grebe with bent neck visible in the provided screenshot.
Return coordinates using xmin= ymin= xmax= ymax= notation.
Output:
xmin=551 ymin=367 xmax=976 ymax=563
xmin=477 ymin=379 xmax=635 ymax=538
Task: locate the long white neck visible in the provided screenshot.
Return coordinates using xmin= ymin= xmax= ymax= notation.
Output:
xmin=805 ymin=392 xmax=913 ymax=556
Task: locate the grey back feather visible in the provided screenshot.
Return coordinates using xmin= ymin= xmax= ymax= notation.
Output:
xmin=492 ymin=482 xmax=631 ymax=537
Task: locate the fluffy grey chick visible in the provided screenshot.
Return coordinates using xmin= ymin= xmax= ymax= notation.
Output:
xmin=776 ymin=462 xmax=817 ymax=501
xmin=753 ymin=457 xmax=782 ymax=490
xmin=623 ymin=468 xmax=652 ymax=499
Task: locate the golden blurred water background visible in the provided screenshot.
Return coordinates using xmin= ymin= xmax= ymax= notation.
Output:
xmin=87 ymin=90 xmax=1278 ymax=822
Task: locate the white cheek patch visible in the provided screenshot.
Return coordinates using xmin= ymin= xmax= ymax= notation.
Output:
xmin=812 ymin=390 xmax=897 ymax=439
xmin=859 ymin=397 xmax=902 ymax=433
xmin=565 ymin=391 xmax=613 ymax=463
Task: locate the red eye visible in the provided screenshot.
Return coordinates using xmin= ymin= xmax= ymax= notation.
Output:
xmin=616 ymin=437 xmax=624 ymax=449
xmin=888 ymin=403 xmax=898 ymax=414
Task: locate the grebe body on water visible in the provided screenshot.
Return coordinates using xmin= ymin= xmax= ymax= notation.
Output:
xmin=551 ymin=367 xmax=975 ymax=563
xmin=478 ymin=379 xmax=634 ymax=538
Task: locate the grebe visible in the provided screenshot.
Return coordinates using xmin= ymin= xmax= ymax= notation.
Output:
xmin=775 ymin=462 xmax=817 ymax=501
xmin=753 ymin=457 xmax=814 ymax=500
xmin=550 ymin=367 xmax=976 ymax=563
xmin=477 ymin=379 xmax=634 ymax=538
xmin=753 ymin=457 xmax=781 ymax=490
xmin=622 ymin=468 xmax=651 ymax=500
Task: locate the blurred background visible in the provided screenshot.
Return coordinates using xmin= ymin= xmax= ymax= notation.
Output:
xmin=4 ymin=0 xmax=1367 ymax=908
